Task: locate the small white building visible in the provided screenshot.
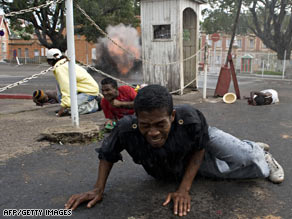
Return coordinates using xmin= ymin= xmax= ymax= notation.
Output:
xmin=140 ymin=0 xmax=207 ymax=93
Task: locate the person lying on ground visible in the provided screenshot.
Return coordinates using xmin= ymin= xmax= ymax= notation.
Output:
xmin=46 ymin=48 xmax=102 ymax=117
xmin=246 ymin=89 xmax=279 ymax=106
xmin=65 ymin=85 xmax=284 ymax=217
xmin=32 ymin=89 xmax=59 ymax=106
xmin=101 ymin=77 xmax=137 ymax=127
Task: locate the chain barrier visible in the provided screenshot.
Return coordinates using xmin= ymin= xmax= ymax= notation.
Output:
xmin=169 ymin=78 xmax=197 ymax=94
xmin=79 ymin=63 xmax=135 ymax=88
xmin=75 ymin=3 xmax=205 ymax=67
xmin=79 ymin=62 xmax=198 ymax=94
xmin=4 ymin=0 xmax=64 ymax=18
xmin=0 ymin=59 xmax=200 ymax=94
xmin=0 ymin=59 xmax=70 ymax=93
xmin=0 ymin=67 xmax=52 ymax=92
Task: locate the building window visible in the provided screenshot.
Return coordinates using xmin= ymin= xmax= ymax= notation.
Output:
xmin=18 ymin=48 xmax=22 ymax=57
xmin=227 ymin=38 xmax=242 ymax=48
xmin=216 ymin=55 xmax=220 ymax=64
xmin=91 ymin=48 xmax=96 ymax=60
xmin=216 ymin=40 xmax=222 ymax=47
xmin=249 ymin=39 xmax=255 ymax=49
xmin=1 ymin=43 xmax=5 ymax=52
xmin=25 ymin=48 xmax=29 ymax=58
xmin=226 ymin=39 xmax=231 ymax=48
xmin=153 ymin=24 xmax=171 ymax=39
xmin=34 ymin=49 xmax=40 ymax=57
xmin=237 ymin=39 xmax=242 ymax=48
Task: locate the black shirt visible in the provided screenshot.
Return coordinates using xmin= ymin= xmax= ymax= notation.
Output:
xmin=97 ymin=104 xmax=209 ymax=180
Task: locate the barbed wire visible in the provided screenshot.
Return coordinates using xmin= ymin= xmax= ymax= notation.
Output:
xmin=75 ymin=3 xmax=205 ymax=67
xmin=4 ymin=0 xmax=64 ymax=18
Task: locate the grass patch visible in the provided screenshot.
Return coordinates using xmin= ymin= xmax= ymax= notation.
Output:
xmin=91 ymin=129 xmax=106 ymax=143
xmin=254 ymin=70 xmax=282 ymax=76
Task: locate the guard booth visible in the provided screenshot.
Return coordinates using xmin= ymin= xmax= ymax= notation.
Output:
xmin=140 ymin=0 xmax=207 ymax=93
xmin=240 ymin=54 xmax=253 ymax=73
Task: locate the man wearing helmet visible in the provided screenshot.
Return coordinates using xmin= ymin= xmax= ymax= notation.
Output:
xmin=46 ymin=48 xmax=102 ymax=116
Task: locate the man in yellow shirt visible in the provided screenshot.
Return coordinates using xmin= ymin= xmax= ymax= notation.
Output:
xmin=47 ymin=48 xmax=101 ymax=116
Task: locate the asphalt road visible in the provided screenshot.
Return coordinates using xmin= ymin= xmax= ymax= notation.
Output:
xmin=0 ymin=63 xmax=292 ymax=218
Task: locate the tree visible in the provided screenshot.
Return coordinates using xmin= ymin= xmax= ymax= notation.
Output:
xmin=247 ymin=0 xmax=292 ymax=60
xmin=1 ymin=0 xmax=67 ymax=52
xmin=201 ymin=0 xmax=248 ymax=35
xmin=1 ymin=0 xmax=139 ymax=51
xmin=202 ymin=0 xmax=292 ymax=60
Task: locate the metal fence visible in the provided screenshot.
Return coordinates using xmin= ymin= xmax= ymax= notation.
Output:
xmin=6 ymin=56 xmax=47 ymax=65
xmin=199 ymin=49 xmax=292 ymax=79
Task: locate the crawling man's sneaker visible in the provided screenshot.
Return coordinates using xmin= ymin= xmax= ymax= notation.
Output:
xmin=265 ymin=152 xmax=284 ymax=183
xmin=256 ymin=142 xmax=270 ymax=151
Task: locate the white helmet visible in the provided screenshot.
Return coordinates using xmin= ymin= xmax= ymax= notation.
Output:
xmin=223 ymin=92 xmax=237 ymax=104
xmin=47 ymin=48 xmax=62 ymax=60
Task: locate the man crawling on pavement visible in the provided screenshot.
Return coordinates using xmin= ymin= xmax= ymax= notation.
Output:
xmin=65 ymin=85 xmax=284 ymax=217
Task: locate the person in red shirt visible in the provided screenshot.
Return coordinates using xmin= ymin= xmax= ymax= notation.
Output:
xmin=101 ymin=77 xmax=137 ymax=127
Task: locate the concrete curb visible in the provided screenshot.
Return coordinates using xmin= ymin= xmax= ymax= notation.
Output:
xmin=0 ymin=93 xmax=32 ymax=99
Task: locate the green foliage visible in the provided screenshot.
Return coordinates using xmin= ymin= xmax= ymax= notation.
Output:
xmin=201 ymin=0 xmax=248 ymax=34
xmin=201 ymin=9 xmax=234 ymax=34
xmin=9 ymin=19 xmax=34 ymax=40
xmin=133 ymin=0 xmax=140 ymax=15
xmin=92 ymin=129 xmax=106 ymax=142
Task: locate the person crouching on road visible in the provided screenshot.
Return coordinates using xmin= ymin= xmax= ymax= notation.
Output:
xmin=65 ymin=85 xmax=284 ymax=217
xmin=32 ymin=89 xmax=59 ymax=106
xmin=100 ymin=77 xmax=137 ymax=128
xmin=46 ymin=48 xmax=102 ymax=117
xmin=247 ymin=89 xmax=279 ymax=106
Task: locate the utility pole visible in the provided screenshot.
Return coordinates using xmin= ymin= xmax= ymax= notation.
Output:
xmin=65 ymin=0 xmax=79 ymax=127
xmin=226 ymin=0 xmax=242 ymax=65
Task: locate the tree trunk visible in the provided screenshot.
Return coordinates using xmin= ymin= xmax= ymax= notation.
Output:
xmin=277 ymin=48 xmax=291 ymax=60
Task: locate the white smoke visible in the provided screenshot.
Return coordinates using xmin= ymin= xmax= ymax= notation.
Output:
xmin=95 ymin=23 xmax=141 ymax=75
